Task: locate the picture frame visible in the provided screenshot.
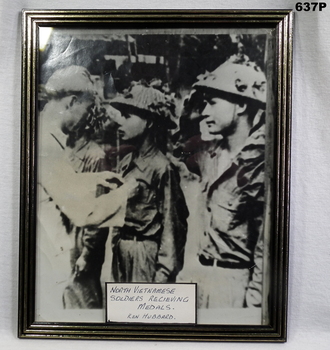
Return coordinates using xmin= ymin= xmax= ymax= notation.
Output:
xmin=19 ymin=9 xmax=293 ymax=342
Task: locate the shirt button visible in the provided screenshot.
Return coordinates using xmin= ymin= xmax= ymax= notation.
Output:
xmin=207 ymin=207 xmax=211 ymax=212
xmin=228 ymin=202 xmax=233 ymax=206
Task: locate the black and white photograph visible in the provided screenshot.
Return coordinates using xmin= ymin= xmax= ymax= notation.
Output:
xmin=18 ymin=9 xmax=292 ymax=341
xmin=2 ymin=0 xmax=330 ymax=348
xmin=35 ymin=26 xmax=273 ymax=325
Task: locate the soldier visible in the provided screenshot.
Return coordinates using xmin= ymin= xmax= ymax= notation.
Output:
xmin=110 ymin=83 xmax=189 ymax=283
xmin=191 ymin=60 xmax=267 ymax=308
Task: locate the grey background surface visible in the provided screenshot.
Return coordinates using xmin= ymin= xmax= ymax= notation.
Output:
xmin=1 ymin=0 xmax=329 ymax=348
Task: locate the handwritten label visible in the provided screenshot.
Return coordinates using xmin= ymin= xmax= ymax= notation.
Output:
xmin=106 ymin=283 xmax=196 ymax=324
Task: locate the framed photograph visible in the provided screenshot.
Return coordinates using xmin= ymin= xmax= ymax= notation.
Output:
xmin=19 ymin=9 xmax=293 ymax=342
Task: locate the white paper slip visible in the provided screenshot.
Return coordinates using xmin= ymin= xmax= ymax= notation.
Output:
xmin=106 ymin=283 xmax=196 ymax=324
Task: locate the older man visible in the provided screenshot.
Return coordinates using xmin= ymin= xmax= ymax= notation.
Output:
xmin=36 ymin=66 xmax=127 ymax=314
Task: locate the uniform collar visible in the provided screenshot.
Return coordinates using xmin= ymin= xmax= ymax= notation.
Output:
xmin=206 ymin=112 xmax=265 ymax=191
xmin=121 ymin=143 xmax=158 ymax=173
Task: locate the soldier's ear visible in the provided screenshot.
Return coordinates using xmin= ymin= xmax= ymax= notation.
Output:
xmin=236 ymin=102 xmax=247 ymax=115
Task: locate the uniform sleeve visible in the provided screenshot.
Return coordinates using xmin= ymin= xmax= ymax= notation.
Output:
xmin=243 ymin=172 xmax=265 ymax=308
xmin=245 ymin=232 xmax=264 ymax=307
xmin=238 ymin=118 xmax=265 ymax=307
xmin=154 ymin=165 xmax=189 ymax=283
xmin=246 ymin=181 xmax=270 ymax=308
xmin=42 ymin=170 xmax=127 ymax=227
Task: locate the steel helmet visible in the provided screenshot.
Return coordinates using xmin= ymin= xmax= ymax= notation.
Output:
xmin=193 ymin=60 xmax=267 ymax=107
xmin=110 ymin=83 xmax=177 ymax=129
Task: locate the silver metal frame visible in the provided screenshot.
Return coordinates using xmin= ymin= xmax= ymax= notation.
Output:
xmin=19 ymin=9 xmax=293 ymax=342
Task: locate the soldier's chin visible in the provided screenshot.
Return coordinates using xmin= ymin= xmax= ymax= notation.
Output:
xmin=200 ymin=130 xmax=224 ymax=141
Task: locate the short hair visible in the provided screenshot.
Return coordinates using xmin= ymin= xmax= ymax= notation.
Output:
xmin=44 ymin=65 xmax=95 ymax=100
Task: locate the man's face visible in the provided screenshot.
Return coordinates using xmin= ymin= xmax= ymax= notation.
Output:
xmin=115 ymin=112 xmax=148 ymax=141
xmin=57 ymin=95 xmax=95 ymax=134
xmin=201 ymin=96 xmax=238 ymax=136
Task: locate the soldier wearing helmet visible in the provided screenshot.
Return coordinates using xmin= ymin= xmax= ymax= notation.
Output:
xmin=190 ymin=60 xmax=267 ymax=309
xmin=110 ymin=83 xmax=188 ymax=283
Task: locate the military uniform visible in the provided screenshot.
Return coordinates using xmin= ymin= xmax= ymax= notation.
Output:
xmin=190 ymin=60 xmax=267 ymax=309
xmin=111 ymin=144 xmax=188 ymax=283
xmin=197 ymin=112 xmax=265 ymax=308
